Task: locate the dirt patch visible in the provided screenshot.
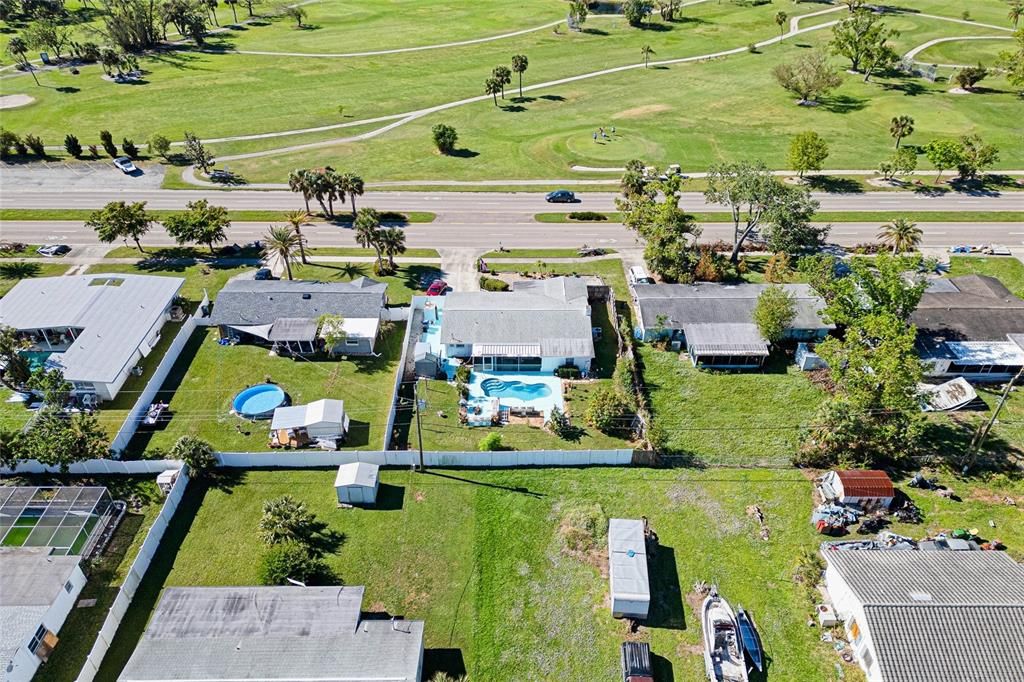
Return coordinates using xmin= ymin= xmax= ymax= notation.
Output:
xmin=948 ymin=87 xmax=973 ymax=95
xmin=968 ymin=487 xmax=1019 ymax=505
xmin=0 ymin=94 xmax=34 ymax=109
xmin=667 ymin=484 xmax=745 ymax=536
xmin=414 ymin=490 xmax=426 ymax=503
xmin=678 ymin=642 xmax=704 ymax=656
xmin=612 ymin=103 xmax=671 ymax=119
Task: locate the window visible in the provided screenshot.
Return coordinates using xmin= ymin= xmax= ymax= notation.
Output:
xmin=28 ymin=625 xmax=47 ymax=654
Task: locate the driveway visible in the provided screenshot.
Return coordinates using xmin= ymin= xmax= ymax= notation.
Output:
xmin=0 ymin=160 xmax=166 ymax=191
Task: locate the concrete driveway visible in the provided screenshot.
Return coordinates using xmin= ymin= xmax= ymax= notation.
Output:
xmin=0 ymin=159 xmax=165 ymax=191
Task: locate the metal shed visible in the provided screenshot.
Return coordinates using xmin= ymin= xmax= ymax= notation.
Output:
xmin=271 ymin=399 xmax=349 ymax=440
xmin=334 ymin=462 xmax=380 ymax=506
xmin=608 ymin=518 xmax=650 ymax=620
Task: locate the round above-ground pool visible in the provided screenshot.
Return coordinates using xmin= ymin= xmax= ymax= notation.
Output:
xmin=232 ymin=384 xmax=286 ymax=419
xmin=480 ymin=378 xmax=553 ymax=400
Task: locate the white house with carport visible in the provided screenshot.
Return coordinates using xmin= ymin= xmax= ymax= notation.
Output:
xmin=632 ymin=282 xmax=833 ymax=368
xmin=821 ymin=548 xmax=1024 ymax=682
xmin=210 ymin=277 xmax=388 ymax=356
xmin=439 ymin=277 xmax=595 ymax=374
xmin=913 ymin=275 xmax=1024 ymax=382
xmin=0 ymin=273 xmax=184 ymax=401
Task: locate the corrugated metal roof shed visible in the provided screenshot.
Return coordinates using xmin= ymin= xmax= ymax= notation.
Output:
xmin=834 ymin=470 xmax=894 ymax=499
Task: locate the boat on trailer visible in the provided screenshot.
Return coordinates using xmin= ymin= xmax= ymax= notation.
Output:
xmin=736 ymin=606 xmax=764 ymax=673
xmin=702 ymin=589 xmax=749 ymax=682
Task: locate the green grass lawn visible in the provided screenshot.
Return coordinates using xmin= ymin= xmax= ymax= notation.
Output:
xmin=914 ymin=37 xmax=1015 ymax=65
xmin=490 ymin=259 xmax=630 ymax=305
xmin=0 ymin=262 xmax=72 ymax=297
xmin=0 ymin=244 xmax=42 ymax=258
xmin=946 ymin=255 xmax=1024 ymax=298
xmin=0 ymin=389 xmax=33 ymax=432
xmin=95 ymin=467 xmax=873 ymax=682
xmin=125 ymin=324 xmax=404 ymax=456
xmin=639 ymin=346 xmax=826 ymax=465
xmin=290 ymin=261 xmax=442 ymax=305
xmin=482 ymin=248 xmax=618 ymax=258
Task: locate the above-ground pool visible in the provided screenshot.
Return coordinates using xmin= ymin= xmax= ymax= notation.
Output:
xmin=480 ymin=378 xmax=553 ymax=400
xmin=232 ymin=384 xmax=287 ymax=419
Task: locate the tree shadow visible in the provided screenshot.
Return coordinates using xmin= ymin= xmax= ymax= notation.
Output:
xmin=639 ymin=22 xmax=672 ymax=31
xmin=512 ymin=96 xmax=536 ymax=103
xmin=424 ymin=470 xmax=545 ymax=497
xmin=820 ymin=94 xmax=868 ymax=114
xmin=55 ymin=86 xmax=80 ymax=93
xmin=305 ymin=521 xmax=347 ymax=556
xmin=0 ymin=261 xmax=42 ymax=279
xmin=449 ymin=147 xmax=480 ymax=157
xmin=582 ymin=27 xmax=609 ymax=35
xmin=645 ymin=545 xmax=685 ymax=629
xmin=805 ymin=175 xmax=864 ymax=194
xmin=539 ymin=94 xmax=565 ymax=101
xmin=297 ymin=23 xmax=322 ymax=31
xmin=423 ymin=649 xmax=466 ymax=681
xmin=501 ymin=104 xmax=527 ymax=112
xmin=880 ymin=78 xmax=928 ymax=97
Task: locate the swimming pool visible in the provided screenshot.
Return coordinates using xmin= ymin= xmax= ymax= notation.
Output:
xmin=19 ymin=350 xmax=54 ymax=372
xmin=232 ymin=384 xmax=287 ymax=419
xmin=480 ymin=378 xmax=553 ymax=400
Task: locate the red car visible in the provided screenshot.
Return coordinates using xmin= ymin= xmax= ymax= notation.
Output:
xmin=426 ymin=279 xmax=448 ymax=296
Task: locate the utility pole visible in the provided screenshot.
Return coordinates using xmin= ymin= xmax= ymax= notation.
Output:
xmin=414 ymin=379 xmax=425 ymax=472
xmin=965 ymin=366 xmax=1024 ymax=473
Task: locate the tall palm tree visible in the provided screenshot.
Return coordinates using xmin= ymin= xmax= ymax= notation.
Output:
xmin=511 ymin=54 xmax=529 ymax=98
xmin=284 ymin=210 xmax=309 ymax=264
xmin=775 ymin=11 xmax=788 ymax=34
xmin=322 ymin=168 xmax=344 ymax=218
xmin=263 ymin=225 xmax=301 ymax=280
xmin=378 ymin=227 xmax=406 ymax=272
xmin=353 ymin=208 xmax=383 ymax=271
xmin=288 ymin=169 xmax=313 ymax=213
xmin=342 ymin=173 xmax=364 ymax=217
xmin=641 ymin=45 xmax=655 ymax=69
xmin=307 ymin=170 xmax=331 ymax=216
xmin=206 ymin=0 xmax=219 ymax=25
xmin=1009 ymin=0 xmax=1023 ymax=28
xmin=877 ymin=218 xmax=922 ymax=254
xmin=484 ymin=77 xmax=502 ymax=105
xmin=889 ymin=115 xmax=915 ymax=149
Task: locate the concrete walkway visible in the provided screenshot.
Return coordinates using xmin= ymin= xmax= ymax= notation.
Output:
xmin=903 ymin=34 xmax=1013 ymax=67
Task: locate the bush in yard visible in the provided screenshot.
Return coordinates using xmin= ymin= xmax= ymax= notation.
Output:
xmin=612 ymin=356 xmax=638 ymax=409
xmin=99 ymin=130 xmax=118 ymax=157
xmin=953 ymin=63 xmax=988 ymax=90
xmin=567 ymin=211 xmax=608 ymax=221
xmin=259 ymin=495 xmax=319 ymax=545
xmin=454 ymin=363 xmax=471 ymax=399
xmin=764 ymin=252 xmax=793 ymax=283
xmin=431 ymin=124 xmax=458 ymax=154
xmin=149 ymin=134 xmax=171 ymax=159
xmin=0 ymin=129 xmax=19 ymax=157
xmin=546 ymin=406 xmax=573 ymax=439
xmin=555 ymin=365 xmax=581 ymax=379
xmin=77 ymin=41 xmax=101 ymax=62
xmin=585 ymin=383 xmax=631 ymax=433
xmin=23 ymin=134 xmax=45 ymax=157
xmin=478 ymin=432 xmax=504 ymax=451
xmin=479 ymin=276 xmax=510 ymax=291
xmin=258 ymin=541 xmax=330 ymax=586
xmin=170 ymin=435 xmax=216 ymax=476
xmin=122 ymin=138 xmax=139 ymax=158
xmin=64 ymin=134 xmax=82 ymax=158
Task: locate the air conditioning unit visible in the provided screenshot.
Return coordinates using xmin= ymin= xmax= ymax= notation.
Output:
xmin=669 ymin=340 xmax=682 ymax=351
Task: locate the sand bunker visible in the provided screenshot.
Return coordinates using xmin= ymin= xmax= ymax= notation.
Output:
xmin=0 ymin=94 xmax=34 ymax=109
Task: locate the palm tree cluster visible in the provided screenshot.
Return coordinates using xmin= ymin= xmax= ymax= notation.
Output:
xmin=354 ymin=208 xmax=407 ymax=276
xmin=287 ymin=168 xmax=364 ymax=219
xmin=485 ymin=54 xmax=530 ymax=103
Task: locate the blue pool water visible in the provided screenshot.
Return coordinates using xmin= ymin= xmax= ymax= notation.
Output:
xmin=232 ymin=384 xmax=286 ymax=418
xmin=480 ymin=378 xmax=553 ymax=400
xmin=19 ymin=350 xmax=54 ymax=372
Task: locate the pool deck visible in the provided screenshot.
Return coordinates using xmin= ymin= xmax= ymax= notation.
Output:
xmin=467 ymin=371 xmax=563 ymax=421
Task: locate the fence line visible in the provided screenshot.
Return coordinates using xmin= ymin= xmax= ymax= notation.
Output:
xmin=76 ymin=466 xmax=191 ymax=682
xmin=0 ymin=458 xmax=182 ymax=475
xmin=383 ymin=317 xmax=416 ymax=452
xmin=109 ymin=314 xmax=200 ymax=456
xmin=215 ymin=449 xmax=634 ymax=468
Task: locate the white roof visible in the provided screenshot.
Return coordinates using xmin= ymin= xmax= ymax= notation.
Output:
xmin=945 ymin=341 xmax=1024 ymax=365
xmin=335 ymin=462 xmax=379 ymax=489
xmin=271 ymin=399 xmax=345 ymax=430
xmin=0 ymin=274 xmax=183 ymax=384
xmin=608 ymin=519 xmax=650 ymax=600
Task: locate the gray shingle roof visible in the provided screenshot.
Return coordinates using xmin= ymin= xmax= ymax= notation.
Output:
xmin=684 ymin=323 xmax=769 ymax=356
xmin=210 ymin=279 xmax=387 ymax=327
xmin=119 ymin=586 xmax=423 ymax=682
xmin=914 ymin=275 xmax=1024 ymax=342
xmin=864 ymin=605 xmax=1024 ymax=682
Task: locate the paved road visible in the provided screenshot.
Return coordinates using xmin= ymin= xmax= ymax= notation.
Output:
xmin=4 ymin=220 xmax=1023 ymax=250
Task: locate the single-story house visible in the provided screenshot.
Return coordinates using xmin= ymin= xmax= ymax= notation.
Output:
xmin=335 ymin=462 xmax=380 ymax=506
xmin=817 ymin=470 xmax=895 ymax=511
xmin=440 ymin=277 xmax=595 ymax=373
xmin=119 ymin=585 xmax=424 ymax=682
xmin=913 ymin=275 xmax=1024 ymax=382
xmin=210 ymin=278 xmax=388 ymax=355
xmin=821 ymin=548 xmax=1024 ymax=682
xmin=608 ymin=518 xmax=650 ymax=620
xmin=270 ymin=399 xmax=348 ymax=443
xmin=0 ymin=273 xmax=184 ymax=401
xmin=632 ymin=283 xmax=834 ymax=368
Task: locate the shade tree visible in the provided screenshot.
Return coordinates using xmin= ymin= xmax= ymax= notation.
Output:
xmin=772 ymin=50 xmax=843 ymax=105
xmin=86 ymin=200 xmax=153 ymax=252
xmin=163 ymin=199 xmax=231 ymax=253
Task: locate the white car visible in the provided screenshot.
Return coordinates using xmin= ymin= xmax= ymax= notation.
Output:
xmin=37 ymin=244 xmax=71 ymax=257
xmin=113 ymin=156 xmax=137 ymax=174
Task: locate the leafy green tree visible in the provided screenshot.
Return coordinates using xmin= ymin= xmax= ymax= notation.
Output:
xmin=23 ymin=134 xmax=44 ymax=157
xmin=241 ymin=0 xmax=260 ymax=16
xmin=0 ymin=130 xmax=20 ymax=158
xmin=24 ymin=16 xmax=72 ymax=60
xmin=170 ymin=435 xmax=216 ymax=476
xmin=997 ymin=29 xmax=1024 ymax=92
xmin=923 ymin=138 xmax=963 ymax=182
xmin=163 ymin=199 xmax=230 ymax=253
xmin=955 ymin=134 xmax=999 ymax=181
xmin=431 ymin=124 xmax=458 ymax=154
xmin=224 ymin=0 xmax=238 ymax=22
xmin=753 ymin=286 xmax=796 ymax=344
xmin=585 ymin=384 xmax=632 ymax=434
xmin=284 ymin=4 xmax=305 ymax=27
xmin=620 ymin=166 xmax=649 ymax=198
xmin=511 ymin=53 xmax=528 ymax=97
xmin=546 ymin=406 xmax=575 ymax=440
xmin=0 ymin=326 xmax=31 ymax=392
xmin=1010 ymin=0 xmax=1023 ymax=28
xmin=259 ymin=495 xmax=318 ymax=544
xmin=86 ymin=200 xmax=152 ymax=252
xmin=183 ymin=130 xmax=214 ymax=174
xmin=772 ymin=50 xmax=843 ymax=104
xmin=263 ymin=225 xmax=301 ymax=280
xmin=788 ymin=130 xmax=829 ymax=178
xmin=889 ymin=115 xmax=914 ymax=149
xmin=64 ymin=134 xmax=82 ymax=158
xmin=99 ymin=129 xmax=118 ymax=157
xmin=353 ymin=208 xmax=384 ymax=271
xmin=149 ymin=134 xmax=171 ymax=159
xmin=23 ymin=408 xmax=109 ymax=472
xmin=121 ymin=138 xmax=139 ymax=158
xmin=568 ymin=0 xmax=588 ymax=27
xmin=829 ymin=9 xmax=897 ymax=73
xmin=378 ymin=227 xmax=406 ymax=273
xmin=953 ymin=63 xmax=988 ymax=90
xmin=484 ymin=76 xmax=502 ymax=104
xmin=317 ymin=314 xmax=346 ymax=356
xmin=877 ymin=217 xmax=922 ymax=254
xmin=878 ymin=146 xmax=917 ymax=180
xmin=492 ymin=65 xmax=511 ymax=99
xmin=761 ymin=185 xmax=827 ymax=256
xmin=258 ymin=541 xmax=329 ymax=585
xmin=623 ymin=0 xmax=653 ymax=26
xmin=617 ymin=183 xmax=702 ymax=281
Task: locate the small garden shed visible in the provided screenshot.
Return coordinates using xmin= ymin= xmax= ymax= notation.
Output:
xmin=818 ymin=470 xmax=895 ymax=511
xmin=608 ymin=518 xmax=650 ymax=620
xmin=334 ymin=462 xmax=380 ymax=506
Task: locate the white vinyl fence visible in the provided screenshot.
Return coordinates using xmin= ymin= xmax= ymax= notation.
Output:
xmin=216 ymin=449 xmax=634 ymax=468
xmin=76 ymin=466 xmax=190 ymax=682
xmin=0 ymin=458 xmax=181 ymax=475
xmin=109 ymin=314 xmax=200 ymax=456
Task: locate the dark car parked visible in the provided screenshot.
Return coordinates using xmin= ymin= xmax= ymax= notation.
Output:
xmin=545 ymin=189 xmax=577 ymax=203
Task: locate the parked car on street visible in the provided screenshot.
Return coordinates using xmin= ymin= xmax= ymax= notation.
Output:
xmin=545 ymin=189 xmax=577 ymax=203
xmin=37 ymin=244 xmax=71 ymax=257
xmin=113 ymin=156 xmax=137 ymax=174
xmin=254 ymin=268 xmax=276 ymax=280
xmin=426 ymin=279 xmax=448 ymax=296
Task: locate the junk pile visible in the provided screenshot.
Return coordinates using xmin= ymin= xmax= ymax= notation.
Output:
xmin=746 ymin=505 xmax=771 ymax=541
xmin=812 ymin=504 xmax=862 ymax=535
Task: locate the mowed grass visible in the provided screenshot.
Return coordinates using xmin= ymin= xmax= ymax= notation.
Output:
xmin=126 ymin=324 xmax=404 ymax=455
xmin=946 ymin=255 xmax=1024 ymax=298
xmin=290 ymin=261 xmax=443 ymax=305
xmin=0 ymin=262 xmax=72 ymax=297
xmin=914 ymin=36 xmax=1016 ymax=65
xmin=97 ymin=467 xmax=865 ymax=682
xmin=489 ymin=259 xmax=630 ymax=304
xmin=82 ymin=262 xmax=255 ymax=304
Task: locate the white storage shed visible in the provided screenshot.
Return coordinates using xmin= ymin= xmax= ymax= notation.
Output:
xmin=334 ymin=462 xmax=380 ymax=506
xmin=608 ymin=518 xmax=650 ymax=620
xmin=271 ymin=399 xmax=349 ymax=440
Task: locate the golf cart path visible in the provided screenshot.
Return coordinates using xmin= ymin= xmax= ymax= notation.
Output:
xmin=903 ymin=34 xmax=1013 ymax=67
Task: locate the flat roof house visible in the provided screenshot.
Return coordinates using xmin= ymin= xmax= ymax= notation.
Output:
xmin=0 ymin=274 xmax=184 ymax=401
xmin=822 ymin=549 xmax=1024 ymax=682
xmin=211 ymin=278 xmax=388 ymax=356
xmin=119 ymin=586 xmax=424 ymax=682
xmin=913 ymin=275 xmax=1024 ymax=382
xmin=440 ymin=277 xmax=595 ymax=373
xmin=632 ymin=283 xmax=833 ymax=368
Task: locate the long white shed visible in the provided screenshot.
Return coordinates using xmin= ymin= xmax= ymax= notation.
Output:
xmin=271 ymin=399 xmax=349 ymax=439
xmin=334 ymin=462 xmax=380 ymax=506
xmin=608 ymin=518 xmax=650 ymax=620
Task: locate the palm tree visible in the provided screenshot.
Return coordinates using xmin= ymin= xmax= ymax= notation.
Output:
xmin=340 ymin=173 xmax=364 ymax=217
xmin=225 ymin=0 xmax=238 ymax=23
xmin=484 ymin=77 xmax=502 ymax=105
xmin=775 ymin=11 xmax=788 ymax=34
xmin=263 ymin=225 xmax=301 ymax=280
xmin=511 ymin=54 xmax=529 ymax=98
xmin=353 ymin=208 xmax=383 ymax=271
xmin=641 ymin=45 xmax=655 ymax=69
xmin=1009 ymin=0 xmax=1023 ymax=28
xmin=307 ymin=170 xmax=331 ymax=216
xmin=206 ymin=0 xmax=219 ymax=25
xmin=378 ymin=227 xmax=406 ymax=272
xmin=288 ymin=169 xmax=313 ymax=213
xmin=284 ymin=210 xmax=309 ymax=264
xmin=322 ymin=168 xmax=343 ymax=218
xmin=889 ymin=115 xmax=915 ymax=149
xmin=492 ymin=65 xmax=512 ymax=99
xmin=258 ymin=495 xmax=316 ymax=545
xmin=877 ymin=218 xmax=922 ymax=254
